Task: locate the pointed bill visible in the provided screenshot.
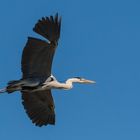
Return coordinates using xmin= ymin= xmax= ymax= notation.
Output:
xmin=83 ymin=79 xmax=96 ymax=84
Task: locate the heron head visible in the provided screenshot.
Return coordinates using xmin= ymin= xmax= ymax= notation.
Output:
xmin=74 ymin=77 xmax=96 ymax=84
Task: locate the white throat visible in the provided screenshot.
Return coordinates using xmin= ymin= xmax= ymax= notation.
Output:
xmin=43 ymin=78 xmax=79 ymax=90
xmin=59 ymin=78 xmax=80 ymax=89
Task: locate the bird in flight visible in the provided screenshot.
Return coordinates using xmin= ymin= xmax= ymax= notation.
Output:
xmin=0 ymin=13 xmax=95 ymax=127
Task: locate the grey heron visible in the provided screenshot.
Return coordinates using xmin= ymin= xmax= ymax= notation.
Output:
xmin=0 ymin=13 xmax=95 ymax=127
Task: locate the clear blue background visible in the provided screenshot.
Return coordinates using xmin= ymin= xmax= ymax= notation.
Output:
xmin=0 ymin=0 xmax=140 ymax=139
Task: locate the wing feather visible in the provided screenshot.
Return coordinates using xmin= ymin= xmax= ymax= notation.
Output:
xmin=21 ymin=14 xmax=61 ymax=79
xmin=33 ymin=13 xmax=61 ymax=42
xmin=21 ymin=37 xmax=55 ymax=79
xmin=21 ymin=14 xmax=61 ymax=127
xmin=22 ymin=90 xmax=55 ymax=127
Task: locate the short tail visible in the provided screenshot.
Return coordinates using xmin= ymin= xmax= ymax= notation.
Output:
xmin=6 ymin=80 xmax=22 ymax=93
xmin=33 ymin=13 xmax=61 ymax=43
xmin=0 ymin=80 xmax=21 ymax=94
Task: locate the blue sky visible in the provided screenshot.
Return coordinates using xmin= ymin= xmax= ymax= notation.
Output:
xmin=0 ymin=0 xmax=140 ymax=139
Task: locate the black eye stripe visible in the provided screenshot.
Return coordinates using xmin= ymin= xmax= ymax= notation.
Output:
xmin=74 ymin=77 xmax=82 ymax=80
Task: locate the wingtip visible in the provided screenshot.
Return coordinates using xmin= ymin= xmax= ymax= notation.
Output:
xmin=33 ymin=13 xmax=61 ymax=42
xmin=33 ymin=114 xmax=55 ymax=127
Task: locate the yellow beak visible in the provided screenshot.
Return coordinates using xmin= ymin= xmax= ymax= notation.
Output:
xmin=83 ymin=79 xmax=96 ymax=84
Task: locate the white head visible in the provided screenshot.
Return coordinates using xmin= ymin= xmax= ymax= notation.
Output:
xmin=68 ymin=77 xmax=96 ymax=84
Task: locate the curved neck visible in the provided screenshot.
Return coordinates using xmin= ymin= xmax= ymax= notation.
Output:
xmin=66 ymin=78 xmax=79 ymax=84
xmin=56 ymin=78 xmax=78 ymax=90
xmin=48 ymin=78 xmax=79 ymax=90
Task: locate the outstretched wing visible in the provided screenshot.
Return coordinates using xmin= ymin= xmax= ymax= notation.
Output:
xmin=22 ymin=90 xmax=55 ymax=127
xmin=33 ymin=13 xmax=61 ymax=42
xmin=21 ymin=14 xmax=61 ymax=79
xmin=21 ymin=37 xmax=54 ymax=79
